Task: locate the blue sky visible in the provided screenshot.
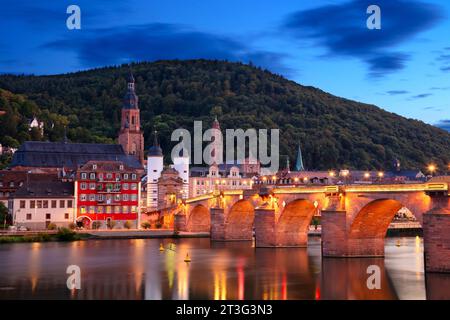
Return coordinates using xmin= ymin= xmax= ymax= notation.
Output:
xmin=0 ymin=0 xmax=449 ymax=129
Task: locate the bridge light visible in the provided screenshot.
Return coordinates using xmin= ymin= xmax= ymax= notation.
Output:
xmin=329 ymin=171 xmax=336 ymax=177
xmin=262 ymin=176 xmax=267 ymax=181
xmin=364 ymin=172 xmax=370 ymax=179
xmin=272 ymin=176 xmax=277 ymax=180
xmin=378 ymin=171 xmax=384 ymax=178
xmin=294 ymin=177 xmax=299 ymax=182
xmin=303 ymin=177 xmax=308 ymax=182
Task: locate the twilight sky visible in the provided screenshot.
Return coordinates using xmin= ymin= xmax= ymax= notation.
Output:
xmin=0 ymin=0 xmax=449 ymax=129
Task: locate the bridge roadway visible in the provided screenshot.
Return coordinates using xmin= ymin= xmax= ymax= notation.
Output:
xmin=165 ymin=182 xmax=450 ymax=273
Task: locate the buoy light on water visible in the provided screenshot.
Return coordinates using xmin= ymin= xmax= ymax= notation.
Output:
xmin=184 ymin=253 xmax=191 ymax=263
xmin=159 ymin=243 xmax=165 ymax=251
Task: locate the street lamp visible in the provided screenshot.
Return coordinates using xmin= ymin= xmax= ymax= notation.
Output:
xmin=428 ymin=164 xmax=437 ymax=176
xmin=364 ymin=172 xmax=371 ymax=179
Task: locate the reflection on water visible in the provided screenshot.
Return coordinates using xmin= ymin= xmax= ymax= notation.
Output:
xmin=0 ymin=237 xmax=447 ymax=300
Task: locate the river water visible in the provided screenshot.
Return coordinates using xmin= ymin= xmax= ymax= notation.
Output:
xmin=0 ymin=237 xmax=449 ymax=300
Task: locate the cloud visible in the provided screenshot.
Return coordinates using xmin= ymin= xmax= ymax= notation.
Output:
xmin=436 ymin=120 xmax=450 ymax=132
xmin=386 ymin=90 xmax=409 ymax=95
xmin=441 ymin=66 xmax=450 ymax=72
xmin=282 ymin=0 xmax=444 ymax=76
xmin=411 ymin=93 xmax=433 ymax=99
xmin=42 ymin=23 xmax=291 ymax=76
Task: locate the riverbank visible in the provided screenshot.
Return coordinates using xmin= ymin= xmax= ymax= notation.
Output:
xmin=0 ymin=228 xmax=91 ymax=244
xmin=0 ymin=229 xmax=210 ymax=244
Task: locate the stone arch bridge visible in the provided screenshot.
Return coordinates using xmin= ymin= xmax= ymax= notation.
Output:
xmin=170 ymin=182 xmax=450 ymax=273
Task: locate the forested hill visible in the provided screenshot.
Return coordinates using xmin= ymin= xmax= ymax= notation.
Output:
xmin=0 ymin=59 xmax=449 ymax=170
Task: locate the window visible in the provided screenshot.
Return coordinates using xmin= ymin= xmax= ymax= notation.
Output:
xmin=123 ymin=194 xmax=129 ymax=201
xmin=97 ymin=183 xmax=103 ymax=191
xmin=130 ymin=183 xmax=137 ymax=190
xmin=131 ymin=174 xmax=137 ymax=180
xmin=30 ymin=201 xmax=35 ymax=209
xmin=114 ymin=183 xmax=121 ymax=191
xmin=89 ymin=206 xmax=95 ymax=214
xmin=97 ymin=194 xmax=104 ymax=201
xmin=81 ymin=173 xmax=87 ymax=179
xmin=67 ymin=200 xmax=73 ymax=208
xmin=119 ymin=165 xmax=124 ymax=171
xmin=123 ymin=183 xmax=129 ymax=190
xmin=131 ymin=194 xmax=137 ymax=201
xmin=97 ymin=206 xmax=103 ymax=213
xmin=60 ymin=200 xmax=65 ymax=208
xmin=106 ymin=206 xmax=111 ymax=213
xmin=106 ymin=173 xmax=113 ymax=180
xmin=43 ymin=200 xmax=48 ymax=208
xmin=80 ymin=206 xmax=86 ymax=214
xmin=37 ymin=200 xmax=42 ymax=209
xmin=89 ymin=183 xmax=96 ymax=190
xmin=122 ymin=206 xmax=128 ymax=213
xmin=80 ymin=182 xmax=87 ymax=190
xmin=65 ymin=213 xmax=69 ymax=220
xmin=45 ymin=213 xmax=51 ymax=220
xmin=80 ymin=194 xmax=87 ymax=201
xmin=90 ymin=173 xmax=96 ymax=180
xmin=9 ymin=181 xmax=14 ymax=187
xmin=98 ymin=173 xmax=103 ymax=181
xmin=20 ymin=200 xmax=26 ymax=209
xmin=26 ymin=213 xmax=32 ymax=220
xmin=123 ymin=174 xmax=129 ymax=180
xmin=0 ymin=182 xmax=2 ymax=187
xmin=92 ymin=164 xmax=97 ymax=170
xmin=131 ymin=206 xmax=137 ymax=213
xmin=114 ymin=194 xmax=121 ymax=202
xmin=106 ymin=183 xmax=113 ymax=192
xmin=51 ymin=200 xmax=57 ymax=208
xmin=89 ymin=194 xmax=95 ymax=201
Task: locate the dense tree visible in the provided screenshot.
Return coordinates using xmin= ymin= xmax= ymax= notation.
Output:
xmin=0 ymin=60 xmax=449 ymax=171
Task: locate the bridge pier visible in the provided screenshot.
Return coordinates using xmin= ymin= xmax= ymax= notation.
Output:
xmin=174 ymin=213 xmax=187 ymax=232
xmin=254 ymin=207 xmax=309 ymax=247
xmin=322 ymin=209 xmax=384 ymax=257
xmin=423 ymin=207 xmax=450 ymax=273
xmin=210 ymin=208 xmax=225 ymax=241
xmin=254 ymin=207 xmax=276 ymax=247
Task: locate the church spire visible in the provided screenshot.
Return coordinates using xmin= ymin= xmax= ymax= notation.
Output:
xmin=295 ymin=144 xmax=305 ymax=171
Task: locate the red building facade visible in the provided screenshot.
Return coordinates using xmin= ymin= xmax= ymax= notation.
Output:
xmin=75 ymin=160 xmax=141 ymax=229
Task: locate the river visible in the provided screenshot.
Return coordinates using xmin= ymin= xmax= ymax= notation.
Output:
xmin=0 ymin=237 xmax=449 ymax=300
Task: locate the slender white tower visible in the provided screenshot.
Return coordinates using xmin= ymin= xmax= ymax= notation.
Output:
xmin=173 ymin=148 xmax=190 ymax=199
xmin=147 ymin=131 xmax=163 ymax=210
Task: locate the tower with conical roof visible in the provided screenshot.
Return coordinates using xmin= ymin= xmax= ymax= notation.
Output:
xmin=294 ymin=144 xmax=305 ymax=171
xmin=147 ymin=131 xmax=164 ymax=210
xmin=118 ymin=71 xmax=145 ymax=164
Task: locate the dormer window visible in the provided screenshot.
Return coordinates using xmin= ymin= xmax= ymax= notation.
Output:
xmin=119 ymin=165 xmax=124 ymax=171
xmin=92 ymin=164 xmax=97 ymax=170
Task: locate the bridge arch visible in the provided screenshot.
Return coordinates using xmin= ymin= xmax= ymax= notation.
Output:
xmin=186 ymin=204 xmax=210 ymax=232
xmin=276 ymin=199 xmax=317 ymax=246
xmin=349 ymin=199 xmax=404 ymax=238
xmin=225 ymin=199 xmax=255 ymax=240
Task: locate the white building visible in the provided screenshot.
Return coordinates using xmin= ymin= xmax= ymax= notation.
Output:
xmin=173 ymin=151 xmax=189 ymax=199
xmin=11 ymin=180 xmax=75 ymax=230
xmin=146 ymin=133 xmax=164 ymax=211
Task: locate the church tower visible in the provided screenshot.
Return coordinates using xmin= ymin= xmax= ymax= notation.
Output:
xmin=118 ymin=72 xmax=145 ymax=164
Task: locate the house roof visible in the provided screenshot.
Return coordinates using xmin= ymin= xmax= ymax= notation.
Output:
xmin=13 ymin=179 xmax=74 ymax=199
xmin=11 ymin=141 xmax=143 ymax=170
